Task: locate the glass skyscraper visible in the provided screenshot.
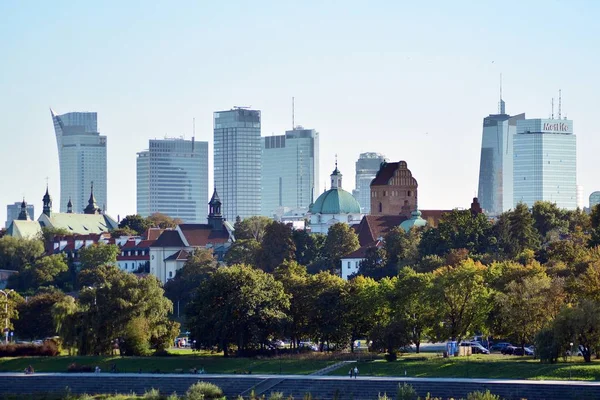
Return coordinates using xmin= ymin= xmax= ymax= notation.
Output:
xmin=261 ymin=127 xmax=319 ymax=217
xmin=352 ymin=152 xmax=387 ymax=214
xmin=5 ymin=202 xmax=34 ymax=228
xmin=513 ymin=118 xmax=577 ymax=210
xmin=214 ymin=108 xmax=262 ymax=220
xmin=477 ymin=98 xmax=525 ymax=216
xmin=51 ymin=109 xmax=107 ymax=213
xmin=136 ymin=138 xmax=208 ymax=222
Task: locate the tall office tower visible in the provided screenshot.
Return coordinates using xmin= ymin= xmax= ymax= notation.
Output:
xmin=50 ymin=109 xmax=107 ymax=213
xmin=214 ymin=108 xmax=262 ymax=220
xmin=136 ymin=138 xmax=209 ymax=223
xmin=261 ymin=127 xmax=319 ymax=217
xmin=590 ymin=192 xmax=600 ymax=209
xmin=514 ymin=118 xmax=577 ymax=210
xmin=5 ymin=202 xmax=34 ymax=228
xmin=352 ymin=152 xmax=387 ymax=213
xmin=577 ymin=185 xmax=585 ymax=209
xmin=477 ymin=95 xmax=525 ymax=215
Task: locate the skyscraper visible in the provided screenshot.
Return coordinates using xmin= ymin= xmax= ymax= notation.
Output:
xmin=513 ymin=118 xmax=577 ymax=210
xmin=261 ymin=127 xmax=319 ymax=217
xmin=214 ymin=108 xmax=262 ymax=220
xmin=352 ymin=152 xmax=387 ymax=213
xmin=477 ymin=96 xmax=525 ymax=215
xmin=137 ymin=138 xmax=209 ymax=222
xmin=590 ymin=192 xmax=600 ymax=209
xmin=51 ymin=109 xmax=107 ymax=213
xmin=5 ymin=202 xmax=34 ymax=228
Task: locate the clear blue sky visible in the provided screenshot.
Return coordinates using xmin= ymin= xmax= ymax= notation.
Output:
xmin=1 ymin=0 xmax=599 ymax=224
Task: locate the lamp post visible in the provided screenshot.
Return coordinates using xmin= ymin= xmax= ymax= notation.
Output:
xmin=0 ymin=289 xmax=14 ymax=344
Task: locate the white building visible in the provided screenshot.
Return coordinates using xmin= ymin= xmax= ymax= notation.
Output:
xmin=137 ymin=138 xmax=209 ymax=222
xmin=261 ymin=127 xmax=319 ymax=218
xmin=51 ymin=109 xmax=107 ymax=213
xmin=308 ymin=163 xmax=363 ymax=234
xmin=352 ymin=152 xmax=387 ymax=214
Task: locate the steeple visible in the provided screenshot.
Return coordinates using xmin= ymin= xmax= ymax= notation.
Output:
xmin=330 ymin=156 xmax=342 ymax=189
xmin=67 ymin=197 xmax=73 ymax=214
xmin=83 ymin=182 xmax=101 ymax=215
xmin=498 ymin=73 xmax=506 ymax=114
xmin=18 ymin=198 xmax=30 ymax=221
xmin=208 ymin=188 xmax=224 ymax=231
xmin=42 ymin=185 xmax=52 ymax=217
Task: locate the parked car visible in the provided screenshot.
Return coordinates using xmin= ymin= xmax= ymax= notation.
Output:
xmin=501 ymin=345 xmax=517 ymax=355
xmin=459 ymin=342 xmax=490 ymax=354
xmin=491 ymin=342 xmax=512 ymax=352
xmin=513 ymin=346 xmax=534 ymax=356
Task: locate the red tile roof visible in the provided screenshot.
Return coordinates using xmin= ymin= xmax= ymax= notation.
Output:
xmin=343 ymin=240 xmax=383 ymax=259
xmin=178 ymin=224 xmax=229 ymax=246
xmin=151 ymin=230 xmax=185 ymax=247
xmin=354 ymin=215 xmax=406 ymax=246
xmin=164 ymin=249 xmax=190 ymax=261
xmin=145 ymin=228 xmax=164 ymax=241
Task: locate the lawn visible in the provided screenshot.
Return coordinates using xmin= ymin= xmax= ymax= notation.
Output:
xmin=0 ymin=352 xmax=335 ymax=375
xmin=328 ymin=353 xmax=600 ymax=381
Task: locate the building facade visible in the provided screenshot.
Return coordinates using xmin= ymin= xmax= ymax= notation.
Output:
xmin=370 ymin=161 xmax=418 ymax=216
xmin=590 ymin=191 xmax=600 ymax=209
xmin=214 ymin=108 xmax=261 ymax=220
xmin=137 ymin=138 xmax=209 ymax=223
xmin=352 ymin=152 xmax=387 ymax=214
xmin=477 ymin=96 xmax=525 ymax=215
xmin=5 ymin=202 xmax=34 ymax=228
xmin=513 ymin=118 xmax=577 ymax=210
xmin=261 ymin=127 xmax=319 ymax=218
xmin=51 ymin=109 xmax=107 ymax=213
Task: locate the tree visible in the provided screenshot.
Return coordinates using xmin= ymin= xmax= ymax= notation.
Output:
xmin=496 ymin=274 xmax=565 ymax=355
xmin=346 ymin=275 xmax=384 ymax=352
xmin=505 ymin=203 xmax=541 ymax=256
xmin=147 ymin=212 xmax=182 ymax=229
xmin=224 ymin=239 xmax=260 ymax=266
xmin=118 ymin=214 xmax=151 ymax=235
xmin=164 ymin=249 xmax=218 ymax=319
xmin=274 ymin=261 xmax=312 ymax=348
xmin=357 ymin=246 xmax=390 ymax=279
xmin=0 ymin=289 xmax=22 ymax=333
xmin=591 ymin=204 xmax=600 ymax=230
xmin=39 ymin=227 xmax=72 ymax=242
xmin=256 ymin=221 xmax=295 ymax=273
xmin=186 ymin=264 xmax=289 ymax=356
xmin=14 ymin=290 xmax=66 ymax=340
xmin=531 ymin=201 xmax=568 ymax=239
xmin=233 ymin=216 xmax=273 ymax=241
xmin=78 ymin=243 xmax=119 ymax=270
xmin=323 ymin=223 xmax=359 ymax=272
xmin=51 ymin=295 xmax=79 ymax=352
xmin=553 ymin=299 xmax=600 ymax=362
xmin=10 ymin=254 xmax=69 ymax=292
xmin=0 ymin=236 xmax=44 ymax=271
xmin=110 ymin=227 xmax=137 ymax=238
xmin=292 ymin=230 xmax=325 ymax=267
xmin=384 ymin=227 xmax=420 ymax=267
xmin=429 ymin=259 xmax=492 ymax=343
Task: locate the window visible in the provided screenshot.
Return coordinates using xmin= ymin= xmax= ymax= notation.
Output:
xmin=347 ymin=262 xmax=351 ymax=269
xmin=408 ymin=190 xmax=412 ymax=196
xmin=378 ymin=202 xmax=382 ymax=213
xmin=168 ymin=271 xmax=173 ymax=278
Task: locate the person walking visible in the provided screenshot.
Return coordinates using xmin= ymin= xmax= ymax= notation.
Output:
xmin=348 ymin=368 xmax=353 ymax=379
xmin=353 ymin=366 xmax=359 ymax=379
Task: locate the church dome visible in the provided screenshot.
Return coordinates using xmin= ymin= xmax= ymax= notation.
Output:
xmin=311 ymin=188 xmax=361 ymax=214
xmin=400 ymin=210 xmax=427 ymax=232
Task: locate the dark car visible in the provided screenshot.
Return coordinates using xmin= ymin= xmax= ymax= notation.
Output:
xmin=513 ymin=346 xmax=534 ymax=356
xmin=491 ymin=342 xmax=512 ymax=352
xmin=471 ymin=343 xmax=490 ymax=354
xmin=501 ymin=345 xmax=517 ymax=355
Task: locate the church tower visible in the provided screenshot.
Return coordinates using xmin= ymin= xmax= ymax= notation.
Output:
xmin=18 ymin=199 xmax=30 ymax=221
xmin=83 ymin=182 xmax=102 ymax=215
xmin=208 ymin=188 xmax=224 ymax=231
xmin=43 ymin=186 xmax=52 ymax=217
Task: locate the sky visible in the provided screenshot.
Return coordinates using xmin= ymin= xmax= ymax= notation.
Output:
xmin=1 ymin=0 xmax=599 ymax=225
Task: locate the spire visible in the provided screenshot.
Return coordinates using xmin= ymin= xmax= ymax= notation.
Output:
xmin=42 ymin=184 xmax=52 ymax=217
xmin=208 ymin=188 xmax=223 ymax=230
xmin=18 ymin=198 xmax=30 ymax=221
xmin=498 ymin=73 xmax=506 ymax=114
xmin=330 ymin=158 xmax=343 ymax=189
xmin=67 ymin=197 xmax=73 ymax=214
xmin=84 ymin=181 xmax=101 ymax=214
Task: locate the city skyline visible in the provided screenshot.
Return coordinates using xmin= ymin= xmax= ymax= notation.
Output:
xmin=1 ymin=1 xmax=598 ymax=224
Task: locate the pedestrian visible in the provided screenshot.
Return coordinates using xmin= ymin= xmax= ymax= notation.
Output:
xmin=349 ymin=368 xmax=353 ymax=378
xmin=24 ymin=365 xmax=34 ymax=374
xmin=353 ymin=366 xmax=358 ymax=379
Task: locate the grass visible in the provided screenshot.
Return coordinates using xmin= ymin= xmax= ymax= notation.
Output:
xmin=328 ymin=353 xmax=600 ymax=381
xmin=0 ymin=351 xmax=335 ymax=375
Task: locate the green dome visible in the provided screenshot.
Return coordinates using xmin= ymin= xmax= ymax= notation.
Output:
xmin=400 ymin=210 xmax=427 ymax=232
xmin=311 ymin=188 xmax=361 ymax=214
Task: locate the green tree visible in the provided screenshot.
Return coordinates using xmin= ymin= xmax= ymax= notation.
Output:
xmin=164 ymin=249 xmax=218 ymax=319
xmin=256 ymin=221 xmax=296 ymax=273
xmin=385 ymin=227 xmax=420 ymax=267
xmin=496 ymin=274 xmax=565 ymax=355
xmin=323 ymin=223 xmax=359 ymax=273
xmin=591 ymin=204 xmax=600 ymax=230
xmin=274 ymin=261 xmax=312 ymax=348
xmin=187 ymin=264 xmax=289 ymax=356
xmin=346 ymin=275 xmax=384 ymax=352
xmin=39 ymin=227 xmax=72 ymax=242
xmin=505 ymin=203 xmax=541 ymax=256
xmin=51 ymin=295 xmax=79 ymax=352
xmin=553 ymin=299 xmax=600 ymax=362
xmin=14 ymin=290 xmax=66 ymax=340
xmin=224 ymin=239 xmax=260 ymax=266
xmin=0 ymin=289 xmax=22 ymax=333
xmin=292 ymin=230 xmax=325 ymax=267
xmin=0 ymin=236 xmax=44 ymax=271
xmin=531 ymin=201 xmax=568 ymax=239
xmin=118 ymin=214 xmax=151 ymax=235
xmin=357 ymin=246 xmax=390 ymax=279
xmin=233 ymin=216 xmax=273 ymax=241
xmin=429 ymin=259 xmax=492 ymax=343
xmin=147 ymin=212 xmax=182 ymax=229
xmin=78 ymin=243 xmax=119 ymax=270
xmin=110 ymin=227 xmax=137 ymax=238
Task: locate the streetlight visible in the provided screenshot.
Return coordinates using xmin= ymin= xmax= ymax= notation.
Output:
xmin=0 ymin=289 xmax=14 ymax=344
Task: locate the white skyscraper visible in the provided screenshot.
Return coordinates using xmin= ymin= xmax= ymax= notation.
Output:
xmin=352 ymin=152 xmax=387 ymax=214
xmin=261 ymin=127 xmax=319 ymax=218
xmin=51 ymin=109 xmax=107 ymax=213
xmin=214 ymin=108 xmax=262 ymax=220
xmin=137 ymin=138 xmax=208 ymax=222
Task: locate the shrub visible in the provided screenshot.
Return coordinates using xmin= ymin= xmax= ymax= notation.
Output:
xmin=0 ymin=342 xmax=59 ymax=357
xmin=143 ymin=388 xmax=162 ymax=399
xmin=466 ymin=390 xmax=502 ymax=400
xmin=185 ymin=381 xmax=224 ymax=400
xmin=384 ymin=352 xmax=397 ymax=362
xmin=269 ymin=393 xmax=284 ymax=400
xmin=120 ymin=317 xmax=151 ymax=356
xmin=397 ymin=383 xmax=417 ymax=400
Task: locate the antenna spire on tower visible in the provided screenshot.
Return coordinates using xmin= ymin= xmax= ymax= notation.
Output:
xmin=498 ymin=73 xmax=506 ymax=114
xmin=551 ymin=98 xmax=555 ymax=120
xmin=558 ymin=89 xmax=562 ymax=120
xmin=292 ymin=97 xmax=295 ymax=130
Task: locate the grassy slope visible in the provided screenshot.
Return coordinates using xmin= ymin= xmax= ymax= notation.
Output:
xmin=328 ymin=354 xmax=600 ymax=381
xmin=0 ymin=354 xmax=334 ymax=375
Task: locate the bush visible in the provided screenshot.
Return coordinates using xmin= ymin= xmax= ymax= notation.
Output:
xmin=0 ymin=341 xmax=59 ymax=357
xmin=466 ymin=390 xmax=502 ymax=400
xmin=384 ymin=352 xmax=398 ymax=362
xmin=397 ymin=383 xmax=417 ymax=400
xmin=185 ymin=381 xmax=224 ymax=400
xmin=120 ymin=317 xmax=151 ymax=356
xmin=67 ymin=363 xmax=94 ymax=373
